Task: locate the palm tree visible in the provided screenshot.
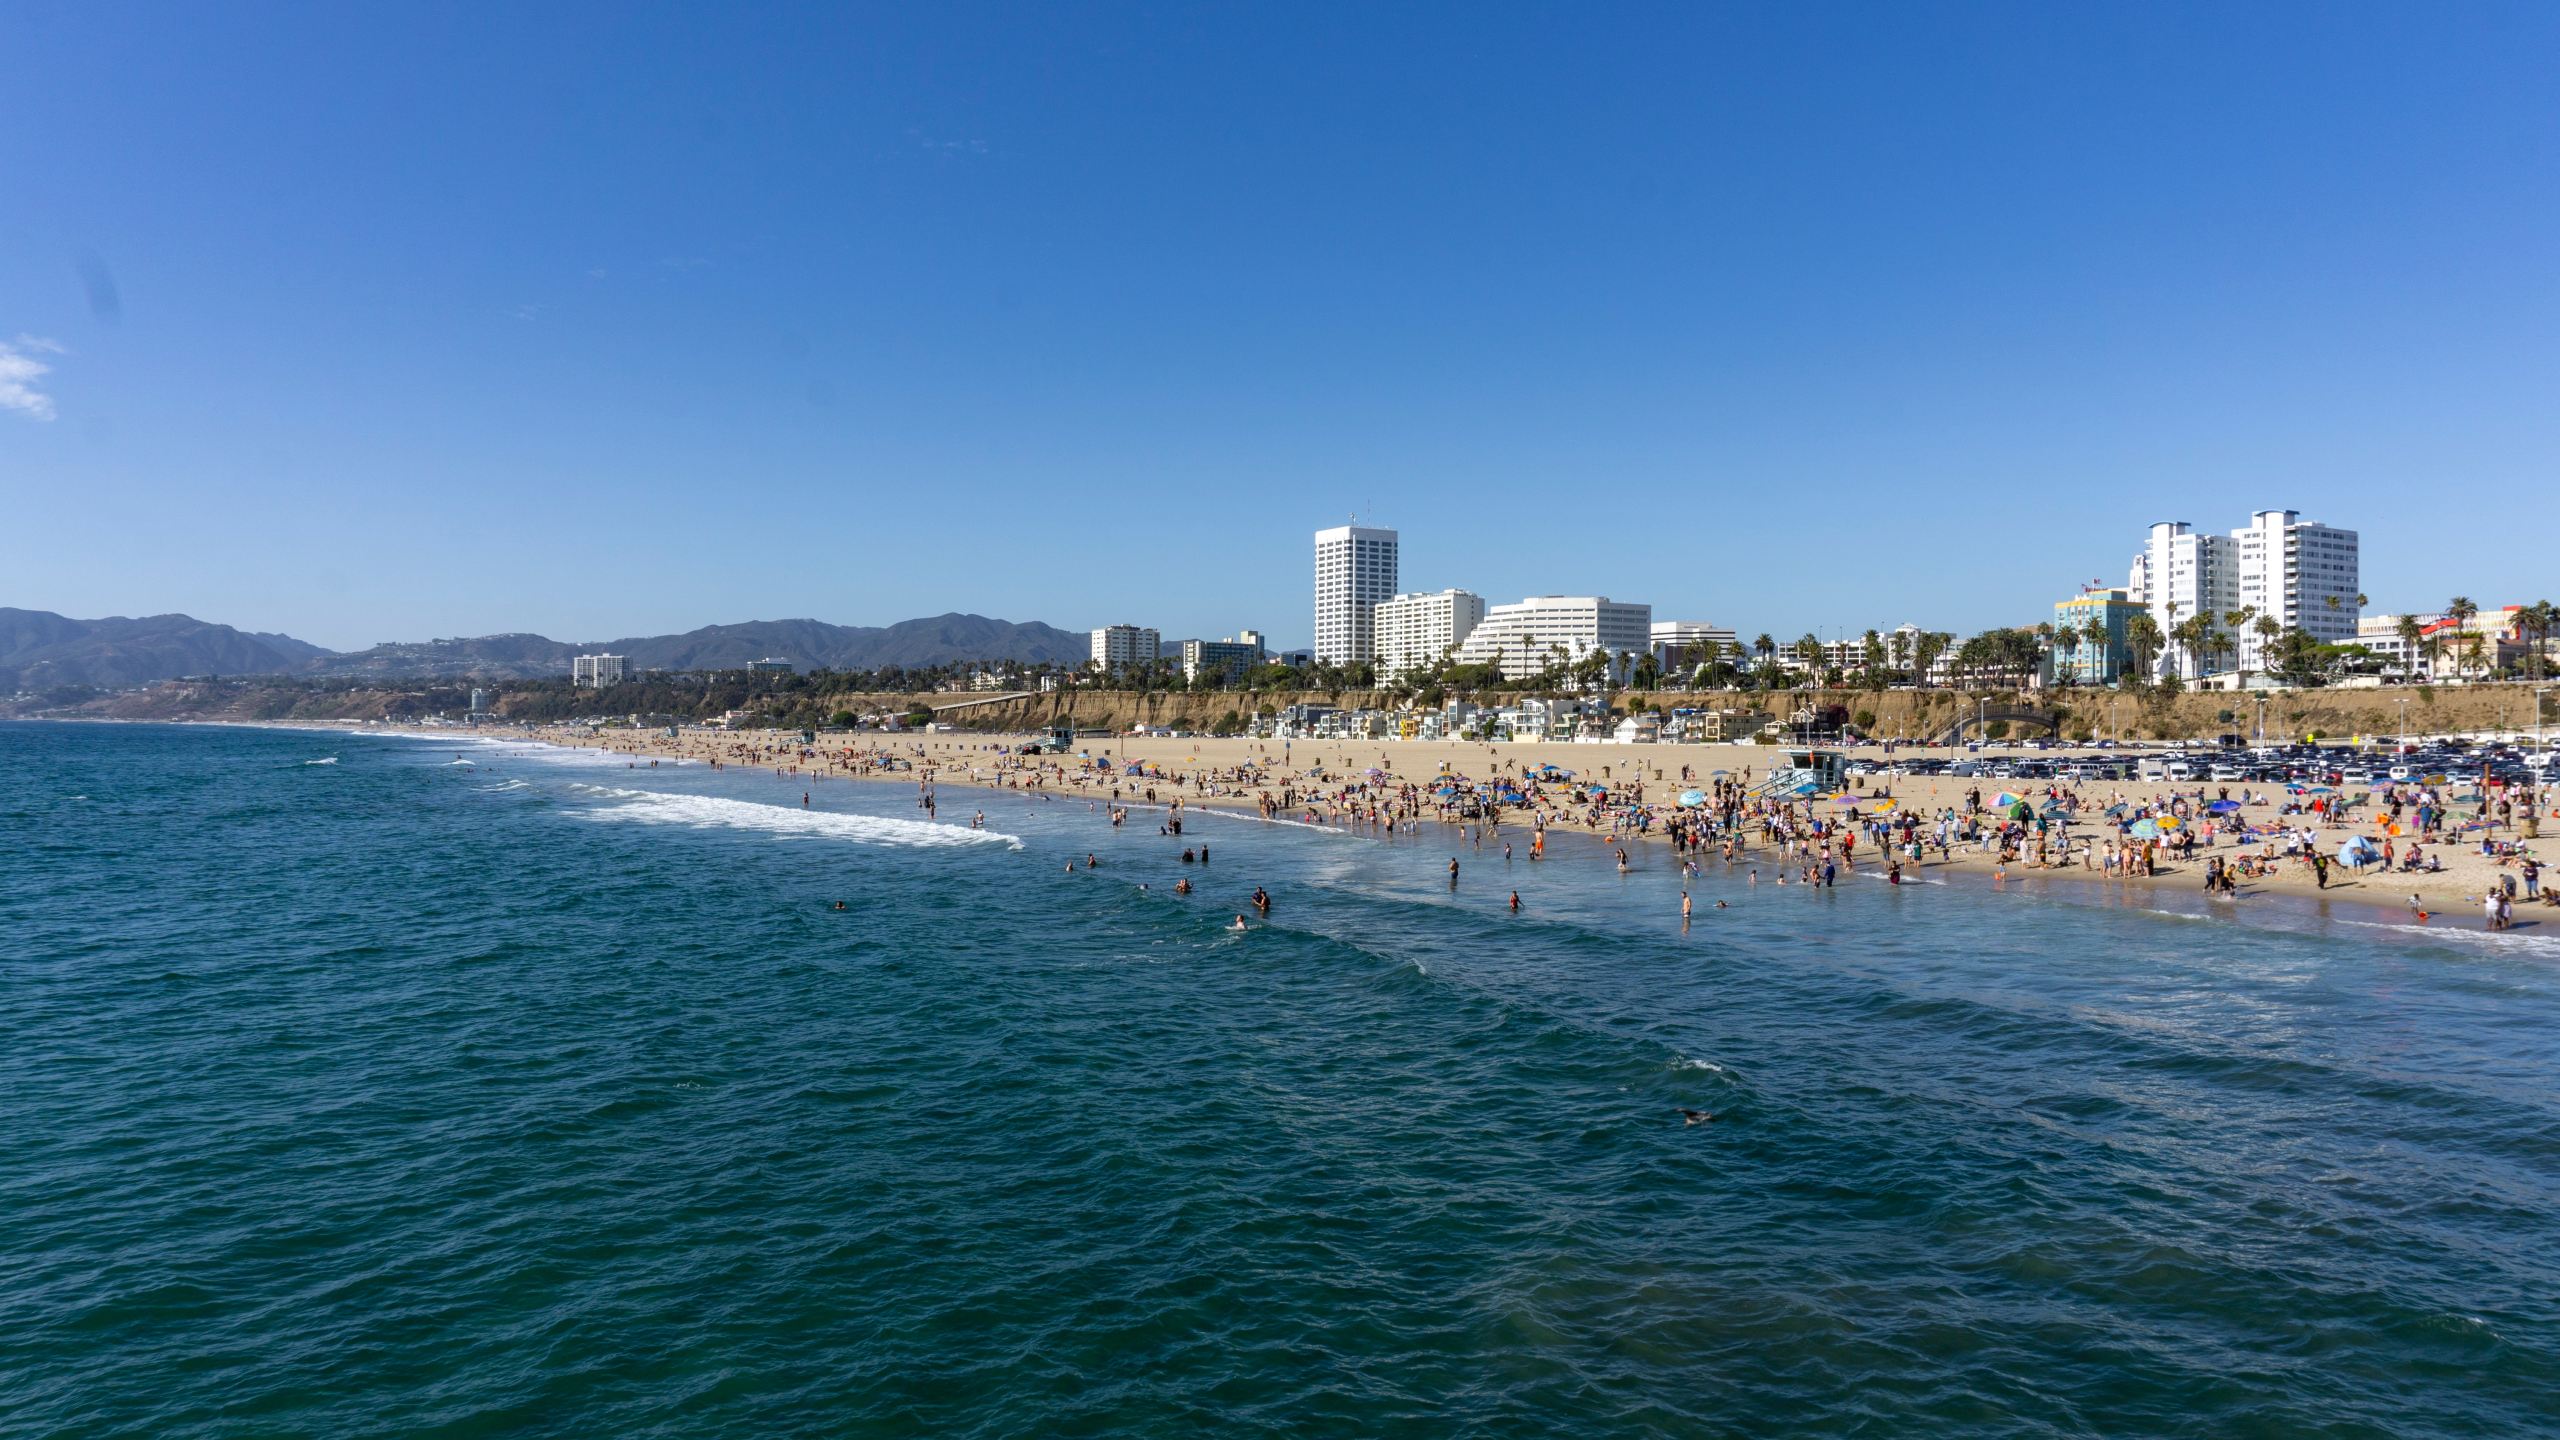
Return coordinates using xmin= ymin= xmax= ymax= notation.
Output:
xmin=2125 ymin=613 xmax=2164 ymax=682
xmin=2253 ymin=614 xmax=2282 ymax=683
xmin=1860 ymin=629 xmax=1885 ymax=688
xmin=1889 ymin=628 xmax=1912 ymax=683
xmin=2050 ymin=627 xmax=2078 ymax=686
xmin=2527 ymin=600 xmax=2557 ymax=682
xmin=2082 ymin=616 xmax=2112 ymax=683
xmin=2396 ymin=613 xmax=2424 ymax=678
xmin=2448 ymin=596 xmax=2480 ymax=678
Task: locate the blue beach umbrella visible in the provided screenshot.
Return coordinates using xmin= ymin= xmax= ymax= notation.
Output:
xmin=2207 ymin=800 xmax=2241 ymax=814
xmin=2127 ymin=819 xmax=2162 ymax=839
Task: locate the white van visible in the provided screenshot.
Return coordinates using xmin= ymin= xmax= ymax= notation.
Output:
xmin=2164 ymin=759 xmax=2194 ymax=781
xmin=2138 ymin=759 xmax=2169 ymax=782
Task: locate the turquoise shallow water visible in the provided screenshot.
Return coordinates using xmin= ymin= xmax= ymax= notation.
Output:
xmin=4 ymin=720 xmax=2557 ymax=1438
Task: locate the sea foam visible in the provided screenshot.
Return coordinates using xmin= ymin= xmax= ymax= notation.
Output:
xmin=569 ymin=785 xmax=1021 ymax=850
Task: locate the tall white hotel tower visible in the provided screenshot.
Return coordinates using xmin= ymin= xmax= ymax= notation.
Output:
xmin=1313 ymin=524 xmax=1399 ymax=666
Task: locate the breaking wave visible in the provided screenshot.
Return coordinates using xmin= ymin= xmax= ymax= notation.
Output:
xmin=567 ymin=785 xmax=1021 ymax=850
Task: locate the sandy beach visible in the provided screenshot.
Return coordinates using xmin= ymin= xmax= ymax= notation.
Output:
xmin=415 ymin=723 xmax=2552 ymax=925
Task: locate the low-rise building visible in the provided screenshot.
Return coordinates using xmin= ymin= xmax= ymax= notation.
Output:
xmin=1180 ymin=631 xmax=1267 ymax=686
xmin=2050 ymin=589 xmax=2143 ymax=685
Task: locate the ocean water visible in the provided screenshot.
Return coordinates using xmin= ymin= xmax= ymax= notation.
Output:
xmin=4 ymin=720 xmax=2557 ymax=1438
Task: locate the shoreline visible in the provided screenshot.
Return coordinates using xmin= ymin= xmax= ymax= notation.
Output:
xmin=225 ymin=716 xmax=2551 ymax=937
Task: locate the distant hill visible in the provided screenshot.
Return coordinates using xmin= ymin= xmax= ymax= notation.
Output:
xmin=4 ymin=607 xmax=1091 ymax=687
xmin=0 ymin=608 xmax=335 ymax=690
xmin=307 ymin=613 xmax=1089 ymax=679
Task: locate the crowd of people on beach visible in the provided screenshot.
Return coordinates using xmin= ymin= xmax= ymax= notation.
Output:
xmin=548 ymin=727 xmax=2551 ymax=933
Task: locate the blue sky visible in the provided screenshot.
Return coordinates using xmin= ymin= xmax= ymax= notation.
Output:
xmin=4 ymin=1 xmax=2556 ymax=652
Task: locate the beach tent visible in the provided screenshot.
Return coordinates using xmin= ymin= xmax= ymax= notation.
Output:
xmin=2337 ymin=835 xmax=2381 ymax=865
xmin=2008 ymin=800 xmax=2034 ymax=822
xmin=2207 ymin=800 xmax=2241 ymax=814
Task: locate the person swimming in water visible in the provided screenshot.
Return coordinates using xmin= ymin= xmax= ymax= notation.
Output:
xmin=1228 ymin=915 xmax=1249 ymax=931
xmin=1678 ymin=1109 xmax=1717 ymax=1126
xmin=1251 ymin=886 xmax=1271 ymax=914
xmin=1508 ymin=889 xmax=1521 ymax=912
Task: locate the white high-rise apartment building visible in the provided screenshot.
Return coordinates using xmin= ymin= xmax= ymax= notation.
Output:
xmin=2127 ymin=521 xmax=2236 ymax=678
xmin=1453 ymin=596 xmax=1653 ymax=680
xmin=1371 ymin=589 xmax=1486 ymax=679
xmin=1313 ymin=525 xmax=1399 ymax=666
xmin=572 ymin=653 xmax=626 ymax=688
xmin=1089 ymin=625 xmax=1160 ymax=670
xmin=2232 ymin=509 xmax=2360 ymax=671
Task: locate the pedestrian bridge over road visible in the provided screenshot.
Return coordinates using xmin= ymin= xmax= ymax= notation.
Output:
xmin=1933 ymin=706 xmax=2062 ymax=744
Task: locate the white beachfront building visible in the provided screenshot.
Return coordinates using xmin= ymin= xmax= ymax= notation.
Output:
xmin=1453 ymin=596 xmax=1653 ymax=681
xmin=2127 ymin=521 xmax=2237 ymax=679
xmin=1089 ymin=625 xmax=1160 ymax=671
xmin=2127 ymin=512 xmax=2359 ymax=678
xmin=2232 ymin=509 xmax=2360 ymax=672
xmin=572 ymin=653 xmax=626 ymax=688
xmin=1371 ymin=589 xmax=1486 ymax=680
xmin=1313 ymin=524 xmax=1399 ymax=666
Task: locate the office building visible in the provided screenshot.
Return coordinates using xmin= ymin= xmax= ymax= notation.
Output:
xmin=749 ymin=657 xmax=794 ymax=674
xmin=1313 ymin=524 xmax=1399 ymax=666
xmin=2233 ymin=510 xmax=2360 ymax=672
xmin=1452 ymin=596 xmax=1653 ymax=680
xmin=572 ymin=653 xmax=626 ymax=688
xmin=1090 ymin=625 xmax=1161 ymax=671
xmin=1372 ymin=589 xmax=1486 ymax=679
xmin=1650 ymin=621 xmax=1738 ymax=671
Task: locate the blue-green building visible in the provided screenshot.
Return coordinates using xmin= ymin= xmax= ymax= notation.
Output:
xmin=2050 ymin=589 xmax=2142 ymax=684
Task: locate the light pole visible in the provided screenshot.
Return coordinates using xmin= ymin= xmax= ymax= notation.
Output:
xmin=2538 ymin=687 xmax=2550 ymax=751
xmin=2396 ymin=695 xmax=2408 ymax=751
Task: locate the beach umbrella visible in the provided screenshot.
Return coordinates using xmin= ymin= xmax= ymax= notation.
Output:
xmin=1867 ymin=798 xmax=1897 ymax=812
xmin=2307 ymin=786 xmax=2336 ymax=794
xmin=1835 ymin=795 xmax=1866 ymax=805
xmin=1994 ymin=791 xmax=2024 ymax=808
xmin=2008 ymin=801 xmax=2034 ymax=822
xmin=2155 ymin=815 xmax=2182 ymax=831
xmin=2103 ymin=803 xmax=2129 ymax=818
xmin=2128 ymin=819 xmax=2162 ymax=839
xmin=2207 ymin=800 xmax=2241 ymax=814
xmin=1679 ymin=789 xmax=1707 ymax=807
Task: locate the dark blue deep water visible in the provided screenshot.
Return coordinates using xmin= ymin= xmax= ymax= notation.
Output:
xmin=5 ymin=720 xmax=2557 ymax=1437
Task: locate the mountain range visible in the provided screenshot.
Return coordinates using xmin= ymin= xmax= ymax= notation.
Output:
xmin=1 ymin=609 xmax=1090 ymax=689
